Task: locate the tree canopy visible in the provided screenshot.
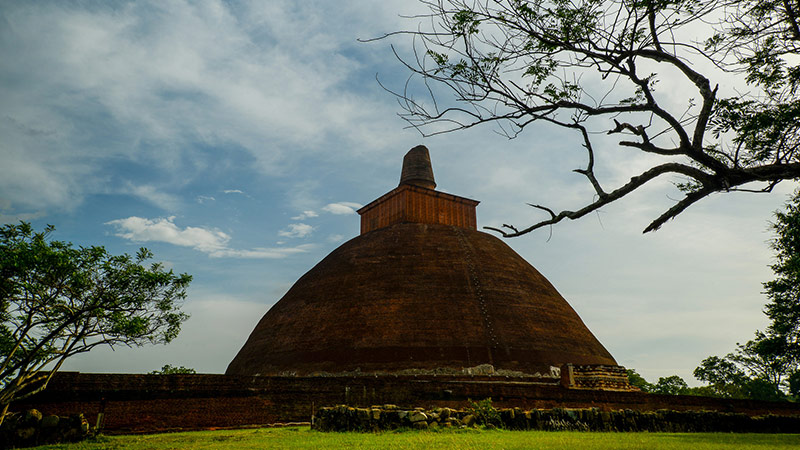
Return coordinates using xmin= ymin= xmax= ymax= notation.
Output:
xmin=379 ymin=0 xmax=800 ymax=236
xmin=149 ymin=364 xmax=196 ymax=375
xmin=693 ymin=191 xmax=800 ymax=400
xmin=0 ymin=222 xmax=191 ymax=421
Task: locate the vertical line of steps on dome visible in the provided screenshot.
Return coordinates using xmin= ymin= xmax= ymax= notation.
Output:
xmin=454 ymin=227 xmax=500 ymax=363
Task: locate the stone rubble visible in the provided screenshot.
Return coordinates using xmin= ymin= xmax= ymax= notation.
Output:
xmin=312 ymin=404 xmax=800 ymax=433
xmin=0 ymin=409 xmax=91 ymax=449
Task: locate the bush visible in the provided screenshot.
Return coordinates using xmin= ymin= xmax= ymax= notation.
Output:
xmin=467 ymin=398 xmax=501 ymax=428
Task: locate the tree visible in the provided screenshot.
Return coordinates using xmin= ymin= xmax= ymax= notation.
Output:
xmin=763 ymin=190 xmax=800 ymax=374
xmin=149 ymin=364 xmax=196 ymax=375
xmin=626 ymin=368 xmax=654 ymax=392
xmin=694 ymin=191 xmax=800 ymax=400
xmin=627 ymin=369 xmax=715 ymax=396
xmin=693 ymin=355 xmax=752 ymax=398
xmin=0 ymin=222 xmax=191 ymax=424
xmin=694 ymin=353 xmax=788 ymax=400
xmin=651 ymin=375 xmax=691 ymax=395
xmin=377 ymin=0 xmax=800 ymax=236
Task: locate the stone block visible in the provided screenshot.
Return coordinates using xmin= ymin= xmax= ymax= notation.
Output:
xmin=462 ymin=414 xmax=476 ymax=427
xmin=408 ymin=411 xmax=427 ymax=423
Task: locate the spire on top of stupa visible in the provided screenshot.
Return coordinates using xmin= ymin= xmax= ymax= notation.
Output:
xmin=399 ymin=145 xmax=436 ymax=189
xmin=358 ymin=145 xmax=477 ymax=234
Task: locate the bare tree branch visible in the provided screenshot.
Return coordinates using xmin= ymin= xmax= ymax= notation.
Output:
xmin=372 ymin=0 xmax=800 ymax=236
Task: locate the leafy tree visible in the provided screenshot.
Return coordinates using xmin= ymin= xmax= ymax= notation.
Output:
xmin=694 ymin=354 xmax=788 ymax=400
xmin=626 ymin=368 xmax=654 ymax=392
xmin=627 ymin=369 xmax=715 ymax=396
xmin=149 ymin=364 xmax=196 ymax=375
xmin=693 ymin=355 xmax=750 ymax=398
xmin=378 ymin=0 xmax=800 ymax=236
xmin=0 ymin=222 xmax=191 ymax=424
xmin=651 ymin=375 xmax=691 ymax=395
xmin=763 ymin=191 xmax=800 ymax=374
xmin=694 ymin=191 xmax=800 ymax=401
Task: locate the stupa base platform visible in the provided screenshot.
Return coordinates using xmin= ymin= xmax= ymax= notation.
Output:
xmin=13 ymin=370 xmax=800 ymax=435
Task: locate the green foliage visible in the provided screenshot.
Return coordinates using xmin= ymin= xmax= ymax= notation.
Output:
xmin=452 ymin=10 xmax=481 ymax=35
xmin=628 ymin=369 xmax=716 ymax=397
xmin=384 ymin=0 xmax=800 ymax=236
xmin=467 ymin=398 xmax=501 ymax=427
xmin=651 ymin=375 xmax=690 ymax=395
xmin=694 ymin=353 xmax=788 ymax=401
xmin=789 ymin=371 xmax=800 ymax=397
xmin=149 ymin=364 xmax=196 ymax=375
xmin=694 ymin=191 xmax=800 ymax=401
xmin=626 ymin=369 xmax=654 ymax=392
xmin=765 ymin=192 xmax=800 ymax=355
xmin=694 ymin=356 xmax=749 ymax=398
xmin=0 ymin=222 xmax=192 ymax=413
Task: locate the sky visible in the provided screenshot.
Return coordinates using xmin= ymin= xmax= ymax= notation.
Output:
xmin=0 ymin=0 xmax=795 ymax=385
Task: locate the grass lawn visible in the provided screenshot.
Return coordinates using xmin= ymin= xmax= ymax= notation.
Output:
xmin=29 ymin=427 xmax=800 ymax=450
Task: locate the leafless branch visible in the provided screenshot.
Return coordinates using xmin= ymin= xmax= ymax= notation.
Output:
xmin=371 ymin=0 xmax=800 ymax=236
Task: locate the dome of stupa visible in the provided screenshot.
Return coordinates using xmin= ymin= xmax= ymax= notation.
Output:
xmin=226 ymin=146 xmax=616 ymax=376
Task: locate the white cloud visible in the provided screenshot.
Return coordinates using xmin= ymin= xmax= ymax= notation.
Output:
xmin=0 ymin=1 xmax=413 ymax=214
xmin=106 ymin=216 xmax=311 ymax=259
xmin=196 ymin=195 xmax=216 ymax=204
xmin=322 ymin=202 xmax=362 ymax=215
xmin=327 ymin=234 xmax=345 ymax=243
xmin=106 ymin=216 xmax=230 ymax=252
xmin=209 ymin=244 xmax=314 ymax=259
xmin=291 ymin=210 xmax=318 ymax=220
xmin=278 ymin=223 xmax=314 ymax=238
xmin=223 ymin=189 xmax=245 ymax=195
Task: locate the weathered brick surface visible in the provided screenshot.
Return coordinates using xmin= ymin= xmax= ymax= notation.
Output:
xmin=562 ymin=364 xmax=638 ymax=391
xmin=13 ymin=372 xmax=800 ymax=434
xmin=226 ymin=222 xmax=618 ymax=376
xmin=358 ymin=184 xmax=479 ymax=233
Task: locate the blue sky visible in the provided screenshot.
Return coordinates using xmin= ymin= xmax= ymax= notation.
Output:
xmin=1 ymin=0 xmax=794 ymax=384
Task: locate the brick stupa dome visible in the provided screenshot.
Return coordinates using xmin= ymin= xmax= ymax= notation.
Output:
xmin=226 ymin=146 xmax=617 ymax=376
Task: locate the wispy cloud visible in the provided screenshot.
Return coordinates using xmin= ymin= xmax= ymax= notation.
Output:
xmin=0 ymin=210 xmax=47 ymax=224
xmin=125 ymin=184 xmax=181 ymax=211
xmin=106 ymin=216 xmax=310 ymax=258
xmin=291 ymin=210 xmax=318 ymax=220
xmin=223 ymin=189 xmax=245 ymax=195
xmin=322 ymin=202 xmax=362 ymax=215
xmin=196 ymin=195 xmax=216 ymax=204
xmin=278 ymin=223 xmax=314 ymax=238
xmin=206 ymin=245 xmax=314 ymax=259
xmin=0 ymin=1 xmax=407 ymax=215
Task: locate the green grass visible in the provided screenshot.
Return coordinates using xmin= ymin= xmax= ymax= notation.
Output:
xmin=30 ymin=427 xmax=800 ymax=450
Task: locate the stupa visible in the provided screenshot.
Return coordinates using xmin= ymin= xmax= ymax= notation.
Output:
xmin=226 ymin=146 xmax=617 ymax=376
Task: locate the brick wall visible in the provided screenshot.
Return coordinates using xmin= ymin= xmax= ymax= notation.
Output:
xmin=358 ymin=185 xmax=478 ymax=234
xmin=13 ymin=372 xmax=800 ymax=434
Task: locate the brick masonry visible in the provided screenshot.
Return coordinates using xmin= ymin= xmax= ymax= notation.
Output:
xmin=358 ymin=184 xmax=479 ymax=234
xmin=13 ymin=372 xmax=800 ymax=434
